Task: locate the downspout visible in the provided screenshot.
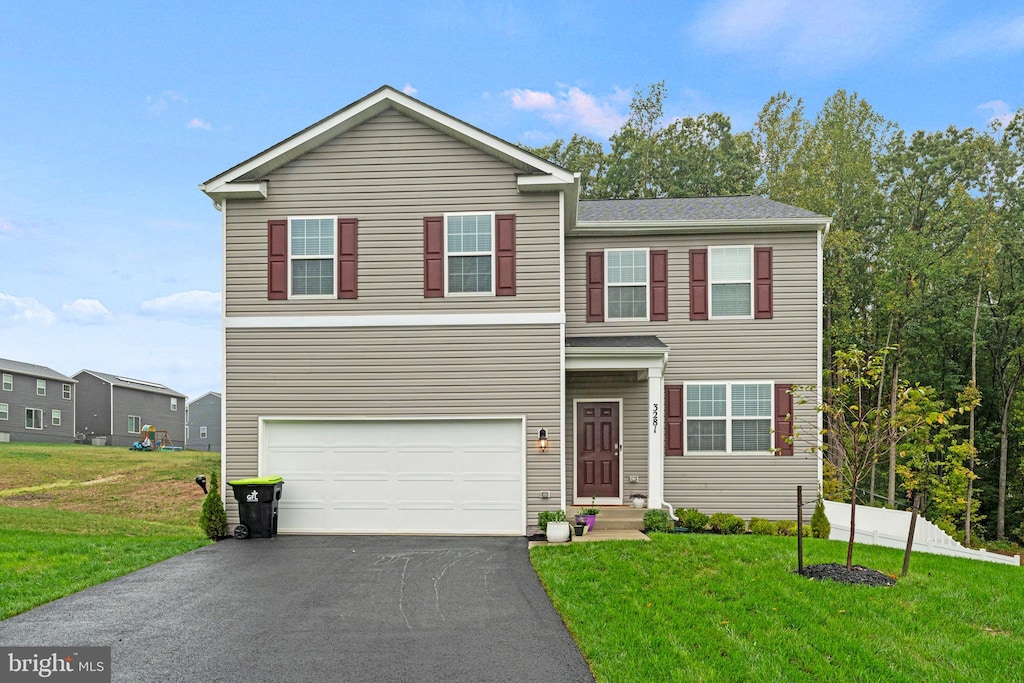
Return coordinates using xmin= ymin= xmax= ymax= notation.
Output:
xmin=658 ymin=351 xmax=677 ymax=521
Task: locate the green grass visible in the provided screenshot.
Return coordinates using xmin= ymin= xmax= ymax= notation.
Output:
xmin=530 ymin=534 xmax=1024 ymax=682
xmin=0 ymin=443 xmax=219 ymax=620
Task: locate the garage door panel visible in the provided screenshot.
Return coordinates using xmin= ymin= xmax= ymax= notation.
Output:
xmin=264 ymin=419 xmax=524 ymax=535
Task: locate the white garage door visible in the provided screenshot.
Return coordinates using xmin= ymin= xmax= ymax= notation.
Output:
xmin=263 ymin=419 xmax=525 ymax=535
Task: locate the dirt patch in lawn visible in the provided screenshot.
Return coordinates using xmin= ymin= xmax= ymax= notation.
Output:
xmin=799 ymin=563 xmax=896 ymax=587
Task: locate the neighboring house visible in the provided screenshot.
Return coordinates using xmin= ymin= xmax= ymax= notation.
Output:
xmin=73 ymin=370 xmax=186 ymax=448
xmin=186 ymin=391 xmax=221 ymax=451
xmin=0 ymin=358 xmax=76 ymax=444
xmin=200 ymin=85 xmax=829 ymax=535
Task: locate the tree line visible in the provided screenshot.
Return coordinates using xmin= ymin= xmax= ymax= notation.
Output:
xmin=529 ymin=82 xmax=1024 ymax=547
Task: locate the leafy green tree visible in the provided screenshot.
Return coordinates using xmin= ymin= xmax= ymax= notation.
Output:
xmin=657 ymin=113 xmax=758 ymax=197
xmin=527 ymin=133 xmax=607 ymax=198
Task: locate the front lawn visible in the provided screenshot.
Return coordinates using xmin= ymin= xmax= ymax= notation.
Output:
xmin=531 ymin=534 xmax=1024 ymax=682
xmin=0 ymin=443 xmax=218 ymax=620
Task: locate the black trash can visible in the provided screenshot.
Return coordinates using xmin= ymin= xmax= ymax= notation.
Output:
xmin=227 ymin=476 xmax=283 ymax=539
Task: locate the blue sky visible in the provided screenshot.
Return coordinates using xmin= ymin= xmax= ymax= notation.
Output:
xmin=1 ymin=0 xmax=1021 ymax=401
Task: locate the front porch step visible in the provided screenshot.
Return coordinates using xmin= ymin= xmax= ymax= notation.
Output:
xmin=567 ymin=505 xmax=647 ymax=531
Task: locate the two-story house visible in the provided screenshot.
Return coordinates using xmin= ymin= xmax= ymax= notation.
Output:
xmin=74 ymin=370 xmax=187 ymax=448
xmin=201 ymin=86 xmax=828 ymax=535
xmin=0 ymin=358 xmax=77 ymax=443
xmin=186 ymin=391 xmax=221 ymax=451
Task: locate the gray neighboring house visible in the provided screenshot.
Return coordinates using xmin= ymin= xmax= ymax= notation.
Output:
xmin=73 ymin=370 xmax=186 ymax=448
xmin=201 ymin=85 xmax=830 ymax=536
xmin=186 ymin=391 xmax=221 ymax=451
xmin=0 ymin=358 xmax=77 ymax=444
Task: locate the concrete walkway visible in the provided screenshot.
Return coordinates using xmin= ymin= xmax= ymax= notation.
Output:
xmin=0 ymin=536 xmax=594 ymax=683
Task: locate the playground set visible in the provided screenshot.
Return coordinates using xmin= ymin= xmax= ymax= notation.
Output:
xmin=129 ymin=424 xmax=183 ymax=451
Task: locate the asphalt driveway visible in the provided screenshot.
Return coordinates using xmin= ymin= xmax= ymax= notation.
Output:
xmin=0 ymin=536 xmax=593 ymax=682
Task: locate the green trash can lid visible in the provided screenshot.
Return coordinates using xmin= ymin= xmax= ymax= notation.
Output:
xmin=228 ymin=475 xmax=284 ymax=485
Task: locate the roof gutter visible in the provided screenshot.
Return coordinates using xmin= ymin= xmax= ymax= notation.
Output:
xmin=571 ymin=216 xmax=830 ymax=236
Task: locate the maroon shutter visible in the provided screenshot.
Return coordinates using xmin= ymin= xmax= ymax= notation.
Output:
xmin=665 ymin=385 xmax=684 ymax=456
xmin=495 ymin=214 xmax=516 ymax=296
xmin=775 ymin=383 xmax=793 ymax=456
xmin=586 ymin=251 xmax=605 ymax=322
xmin=754 ymin=246 xmax=773 ymax=319
xmin=424 ymin=216 xmax=444 ymax=297
xmin=337 ymin=218 xmax=358 ymax=299
xmin=689 ymin=248 xmax=708 ymax=320
xmin=267 ymin=219 xmax=288 ymax=300
xmin=650 ymin=249 xmax=668 ymax=321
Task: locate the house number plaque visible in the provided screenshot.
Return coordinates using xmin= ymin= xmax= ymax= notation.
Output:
xmin=652 ymin=403 xmax=659 ymax=433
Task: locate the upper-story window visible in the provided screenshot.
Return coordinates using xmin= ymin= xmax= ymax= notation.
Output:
xmin=709 ymin=246 xmax=754 ymax=318
xmin=445 ymin=213 xmax=494 ymax=295
xmin=63 ymin=383 xmax=72 ymax=400
xmin=171 ymin=397 xmax=178 ymax=411
xmin=36 ymin=379 xmax=46 ymax=396
xmin=290 ymin=217 xmax=336 ymax=297
xmin=606 ymin=248 xmax=649 ymax=320
xmin=2 ymin=374 xmax=11 ymax=391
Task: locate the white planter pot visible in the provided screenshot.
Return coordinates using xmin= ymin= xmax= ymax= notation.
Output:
xmin=632 ymin=497 xmax=647 ymax=509
xmin=546 ymin=521 xmax=571 ymax=543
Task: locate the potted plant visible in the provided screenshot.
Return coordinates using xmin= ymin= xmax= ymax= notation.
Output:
xmin=573 ymin=520 xmax=587 ymax=536
xmin=575 ymin=496 xmax=600 ymax=531
xmin=630 ymin=492 xmax=648 ymax=509
xmin=540 ymin=509 xmax=570 ymax=543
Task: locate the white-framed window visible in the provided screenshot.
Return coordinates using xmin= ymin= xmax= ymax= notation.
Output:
xmin=128 ymin=415 xmax=141 ymax=433
xmin=36 ymin=379 xmax=46 ymax=396
xmin=0 ymin=403 xmax=7 ymax=420
xmin=685 ymin=382 xmax=773 ymax=453
xmin=200 ymin=426 xmax=208 ymax=439
xmin=63 ymin=383 xmax=72 ymax=400
xmin=289 ymin=216 xmax=336 ymax=297
xmin=26 ymin=408 xmax=43 ymax=430
xmin=445 ymin=212 xmax=494 ymax=295
xmin=52 ymin=409 xmax=61 ymax=426
xmin=709 ymin=246 xmax=754 ymax=318
xmin=606 ymin=248 xmax=649 ymax=320
xmin=171 ymin=397 xmax=178 ymax=411
xmin=2 ymin=374 xmax=11 ymax=391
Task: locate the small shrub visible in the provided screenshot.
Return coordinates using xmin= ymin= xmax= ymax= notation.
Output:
xmin=199 ymin=469 xmax=227 ymax=540
xmin=774 ymin=519 xmax=798 ymax=536
xmin=749 ymin=517 xmax=775 ymax=535
xmin=678 ymin=508 xmax=710 ymax=531
xmin=643 ymin=509 xmax=674 ymax=533
xmin=810 ymin=497 xmax=831 ymax=539
xmin=708 ymin=512 xmax=746 ymax=535
xmin=537 ymin=509 xmax=566 ymax=533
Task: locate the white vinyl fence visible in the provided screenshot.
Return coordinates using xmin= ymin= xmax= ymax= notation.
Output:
xmin=823 ymin=500 xmax=1019 ymax=566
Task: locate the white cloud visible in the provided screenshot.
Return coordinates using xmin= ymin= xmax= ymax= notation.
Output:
xmin=62 ymin=298 xmax=111 ymax=323
xmin=187 ymin=118 xmax=212 ymax=131
xmin=0 ymin=218 xmax=20 ymax=239
xmin=504 ymin=86 xmax=629 ymax=137
xmin=147 ymin=90 xmax=188 ymax=116
xmin=941 ymin=13 xmax=1024 ymax=57
xmin=0 ymin=293 xmax=56 ymax=326
xmin=402 ymin=84 xmax=418 ymax=95
xmin=978 ymin=100 xmax=1015 ymax=129
xmin=691 ymin=0 xmax=920 ymax=70
xmin=140 ymin=290 xmax=221 ymax=316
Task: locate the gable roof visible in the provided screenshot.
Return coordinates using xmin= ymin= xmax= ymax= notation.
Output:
xmin=74 ymin=370 xmax=186 ymax=398
xmin=574 ymin=196 xmax=831 ymax=235
xmin=200 ymin=85 xmax=578 ymax=217
xmin=0 ymin=358 xmax=76 ymax=383
xmin=187 ymin=391 xmax=221 ymax=406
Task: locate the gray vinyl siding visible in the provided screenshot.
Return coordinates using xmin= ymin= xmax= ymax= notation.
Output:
xmin=565 ymin=372 xmax=649 ymax=503
xmin=109 ymin=387 xmax=186 ymax=448
xmin=186 ymin=394 xmax=221 ymax=451
xmin=0 ymin=372 xmax=75 ymax=444
xmin=566 ymin=231 xmax=820 ymax=519
xmin=224 ymin=109 xmax=561 ymax=317
xmin=74 ymin=372 xmax=111 ymax=441
xmin=225 ymin=325 xmax=561 ymax=526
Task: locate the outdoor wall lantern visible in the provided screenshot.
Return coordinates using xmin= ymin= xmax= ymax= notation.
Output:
xmin=538 ymin=428 xmax=548 ymax=452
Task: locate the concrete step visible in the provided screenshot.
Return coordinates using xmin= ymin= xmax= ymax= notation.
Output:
xmin=568 ymin=505 xmax=647 ymax=530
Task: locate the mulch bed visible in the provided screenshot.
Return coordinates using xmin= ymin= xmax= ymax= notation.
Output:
xmin=798 ymin=563 xmax=896 ymax=586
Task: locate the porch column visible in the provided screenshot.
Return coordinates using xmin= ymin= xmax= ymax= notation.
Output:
xmin=648 ymin=365 xmax=664 ymax=509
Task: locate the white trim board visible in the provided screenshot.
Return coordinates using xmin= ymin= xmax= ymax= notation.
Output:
xmin=226 ymin=311 xmax=564 ymax=328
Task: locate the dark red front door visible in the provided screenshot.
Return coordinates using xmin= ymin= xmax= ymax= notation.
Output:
xmin=576 ymin=402 xmax=619 ymax=499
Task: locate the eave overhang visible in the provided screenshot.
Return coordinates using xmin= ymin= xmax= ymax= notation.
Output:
xmin=570 ymin=216 xmax=831 ymax=237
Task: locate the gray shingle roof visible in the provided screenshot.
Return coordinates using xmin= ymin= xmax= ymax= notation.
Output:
xmin=578 ymin=196 xmax=827 ymax=222
xmin=0 ymin=358 xmax=76 ymax=383
xmin=76 ymin=369 xmax=186 ymax=398
xmin=566 ymin=336 xmax=668 ymax=349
